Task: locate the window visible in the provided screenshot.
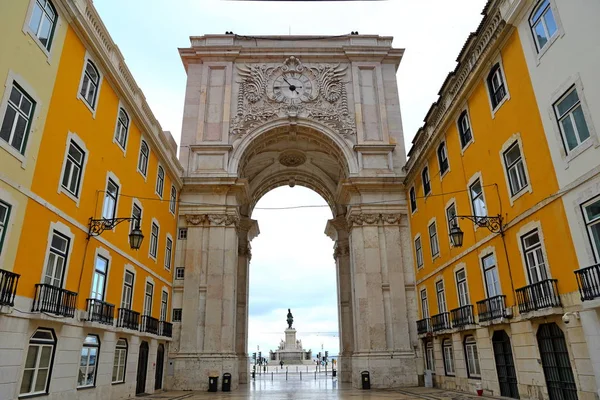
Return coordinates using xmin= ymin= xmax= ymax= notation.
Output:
xmin=170 ymin=186 xmax=177 ymax=214
xmin=487 ymin=64 xmax=507 ymax=110
xmin=149 ymin=222 xmax=159 ymax=258
xmin=28 ymin=0 xmax=57 ymax=50
xmin=504 ymin=142 xmax=528 ymax=196
xmin=420 ymin=289 xmax=429 ymax=319
xmin=165 ymin=237 xmax=173 ymax=270
xmin=456 ymin=268 xmax=470 ymax=307
xmin=429 ymin=222 xmax=439 ymax=258
xmin=78 ymin=335 xmax=99 ymax=388
xmin=437 ymin=142 xmax=449 ymax=175
xmin=415 ymin=237 xmax=423 ymax=268
xmin=554 ymin=87 xmax=591 ymax=153
xmin=425 ymin=341 xmax=434 ymax=371
xmin=409 ymin=187 xmax=417 ymax=213
xmin=160 ymin=291 xmax=168 ymax=321
xmin=458 ymin=111 xmax=473 ymax=148
xmin=143 ymin=282 xmax=153 ymax=316
xmin=522 ymin=230 xmax=548 ymax=283
xmin=112 ymin=339 xmax=127 ymax=384
xmin=482 ymin=254 xmax=501 ymax=298
xmin=131 ymin=203 xmax=142 ymax=234
xmin=61 ymin=140 xmax=85 ymax=197
xmin=464 ymin=336 xmax=481 ymax=378
xmin=121 ymin=271 xmax=134 ymax=309
xmin=175 ymin=267 xmax=185 ymax=280
xmin=469 ymin=179 xmax=487 ymax=220
xmin=90 ymin=255 xmax=108 ymax=301
xmin=422 ymin=167 xmax=431 ymax=196
xmin=138 ymin=140 xmax=149 ymax=176
xmin=446 ymin=202 xmax=457 ymax=233
xmin=173 ymin=308 xmax=182 ymax=322
xmin=156 ymin=166 xmax=165 ymax=197
xmin=102 ymin=178 xmax=118 ymax=220
xmin=436 ymin=280 xmax=446 ymax=313
xmin=530 ymin=0 xmax=557 ymax=51
xmin=0 ymin=200 xmax=12 ymax=255
xmin=114 ymin=108 xmax=129 ymax=149
xmin=44 ymin=231 xmax=70 ymax=287
xmin=178 ymin=228 xmax=187 ymax=240
xmin=583 ymin=197 xmax=600 ymax=261
xmin=0 ymin=83 xmax=35 ymax=155
xmin=19 ymin=329 xmax=56 ymax=396
xmin=80 ymin=60 xmax=100 ymax=109
xmin=443 ymin=339 xmax=455 ymax=376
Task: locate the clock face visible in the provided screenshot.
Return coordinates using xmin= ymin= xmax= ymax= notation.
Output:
xmin=271 ymin=72 xmax=313 ymax=104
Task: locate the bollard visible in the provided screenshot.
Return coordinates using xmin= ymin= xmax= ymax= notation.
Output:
xmin=314 ymin=371 xmax=317 ymax=380
xmin=325 ymin=365 xmax=328 ymax=376
xmin=300 ymin=371 xmax=302 ymax=380
xmin=296 ymin=366 xmax=298 ymax=372
xmin=271 ymin=372 xmax=273 ymax=381
xmin=306 ymin=366 xmax=308 ymax=372
xmin=286 ymin=370 xmax=288 ymax=380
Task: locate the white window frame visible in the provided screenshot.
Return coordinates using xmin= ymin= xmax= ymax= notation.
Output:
xmin=415 ymin=234 xmax=424 ymax=269
xmin=529 ymin=0 xmax=559 ymax=54
xmin=479 ymin=247 xmax=502 ymax=299
xmin=19 ymin=328 xmax=56 ymax=396
xmin=420 ymin=288 xmax=429 ymax=319
xmin=409 ymin=186 xmax=417 ymax=214
xmin=425 ymin=340 xmax=435 ymax=372
xmin=40 ymin=222 xmax=74 ymax=288
xmin=23 ymin=0 xmax=59 ymax=58
xmin=443 ymin=339 xmax=455 ymax=376
xmin=485 ymin=57 xmax=510 ymax=117
xmin=160 ymin=289 xmax=168 ymax=321
xmin=422 ymin=166 xmax=431 ymax=197
xmin=582 ymin=195 xmax=600 ymax=262
xmin=437 ymin=141 xmax=450 ymax=178
xmin=143 ymin=278 xmax=154 ymax=316
xmin=175 ymin=267 xmax=185 ymax=280
xmin=428 ymin=219 xmax=440 ymax=259
xmin=468 ymin=173 xmax=487 ymax=225
xmin=101 ymin=175 xmax=120 ymax=220
xmin=120 ymin=266 xmax=135 ymax=310
xmin=455 ymin=265 xmax=470 ymax=307
xmin=464 ymin=335 xmax=481 ymax=378
xmin=165 ymin=234 xmax=173 ymax=271
xmin=111 ymin=338 xmax=127 ymax=384
xmin=499 ymin=134 xmax=532 ymax=205
xmin=137 ymin=138 xmax=149 ymax=179
xmin=58 ymin=132 xmax=88 ymax=205
xmin=553 ymin=85 xmax=594 ymax=157
xmin=0 ymin=199 xmax=13 ymax=258
xmin=76 ymin=53 xmax=102 ymax=116
xmin=516 ymin=221 xmax=552 ymax=286
xmin=130 ymin=198 xmax=143 ymax=235
xmin=457 ymin=107 xmax=474 ymax=153
xmin=155 ymin=165 xmax=165 ymax=198
xmin=77 ymin=335 xmax=100 ymax=388
xmin=169 ymin=185 xmax=177 ymax=215
xmin=113 ymin=104 xmax=129 ymax=153
xmin=445 ymin=198 xmax=458 ymax=236
xmin=149 ymin=218 xmax=160 ymax=260
xmin=436 ymin=278 xmax=447 ymax=313
xmin=90 ymin=248 xmax=110 ymax=301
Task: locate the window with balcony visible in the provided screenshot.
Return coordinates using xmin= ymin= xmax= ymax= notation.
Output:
xmin=79 ymin=60 xmax=100 ymax=110
xmin=464 ymin=336 xmax=481 ymax=378
xmin=456 ymin=268 xmax=470 ymax=307
xmin=437 ymin=142 xmax=449 ymax=175
xmin=111 ymin=338 xmax=127 ymax=384
xmin=43 ymin=231 xmax=69 ymax=287
xmin=165 ymin=237 xmax=173 ymax=271
xmin=469 ymin=179 xmax=487 ymax=221
xmin=0 ymin=200 xmax=11 ymax=255
xmin=28 ymin=0 xmax=57 ymax=50
xmin=458 ymin=111 xmax=473 ymax=149
xmin=160 ymin=291 xmax=168 ymax=322
xmin=503 ymin=142 xmax=528 ymax=196
xmin=415 ymin=237 xmax=423 ymax=268
xmin=487 ymin=63 xmax=507 ymax=110
xmin=443 ymin=339 xmax=455 ymax=376
xmin=143 ymin=282 xmax=153 ymax=316
xmin=482 ymin=254 xmax=501 ymax=298
xmin=422 ymin=167 xmax=431 ymax=196
xmin=102 ymin=178 xmax=119 ymax=220
xmin=149 ymin=222 xmax=159 ymax=259
xmin=138 ymin=140 xmax=149 ymax=177
xmin=121 ymin=271 xmax=134 ymax=310
xmin=583 ymin=197 xmax=600 ymax=261
xmin=61 ymin=140 xmax=86 ymax=198
xmin=114 ymin=108 xmax=129 ymax=150
xmin=554 ymin=87 xmax=591 ymax=154
xmin=0 ymin=83 xmax=35 ymax=155
xmin=410 ymin=187 xmax=417 ymax=213
xmin=522 ymin=230 xmax=548 ymax=284
xmin=530 ymin=0 xmax=558 ymax=52
xmin=436 ymin=280 xmax=447 ymax=313
xmin=78 ymin=335 xmax=100 ymax=388
xmin=90 ymin=255 xmax=108 ymax=301
xmin=429 ymin=222 xmax=439 ymax=258
xmin=420 ymin=289 xmax=429 ymax=319
xmin=156 ymin=166 xmax=165 ymax=197
xmin=20 ymin=329 xmax=56 ymax=396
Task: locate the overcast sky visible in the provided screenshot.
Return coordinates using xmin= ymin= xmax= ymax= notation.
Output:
xmin=94 ymin=0 xmax=487 ymax=356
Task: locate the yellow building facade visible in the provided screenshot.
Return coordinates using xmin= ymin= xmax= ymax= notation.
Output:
xmin=0 ymin=1 xmax=183 ymax=399
xmin=405 ymin=2 xmax=596 ymax=400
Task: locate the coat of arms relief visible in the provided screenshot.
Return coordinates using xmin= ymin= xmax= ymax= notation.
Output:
xmin=230 ymin=56 xmax=356 ymax=137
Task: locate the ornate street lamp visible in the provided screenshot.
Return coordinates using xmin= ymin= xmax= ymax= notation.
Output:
xmin=88 ymin=217 xmax=144 ymax=250
xmin=449 ymin=214 xmax=504 ymax=248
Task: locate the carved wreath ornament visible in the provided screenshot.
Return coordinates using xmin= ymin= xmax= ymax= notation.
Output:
xmin=231 ymin=56 xmax=356 ymax=137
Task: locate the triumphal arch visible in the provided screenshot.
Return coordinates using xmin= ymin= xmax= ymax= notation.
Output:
xmin=170 ymin=34 xmax=418 ymax=390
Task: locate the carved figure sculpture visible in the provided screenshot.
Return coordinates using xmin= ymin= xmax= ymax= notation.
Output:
xmin=286 ymin=308 xmax=293 ymax=329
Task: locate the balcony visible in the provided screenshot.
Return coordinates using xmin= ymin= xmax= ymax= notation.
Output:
xmin=450 ymin=305 xmax=475 ymax=328
xmin=140 ymin=315 xmax=159 ymax=335
xmin=417 ymin=318 xmax=431 ymax=335
xmin=117 ymin=308 xmax=140 ymax=330
xmin=85 ymin=299 xmax=115 ymax=325
xmin=575 ymin=264 xmax=600 ymax=301
xmin=159 ymin=320 xmax=173 ymax=338
xmin=477 ymin=295 xmax=509 ymax=323
xmin=431 ymin=312 xmax=451 ymax=332
xmin=32 ymin=284 xmax=77 ymax=317
xmin=516 ymin=279 xmax=561 ymax=313
xmin=0 ymin=269 xmax=20 ymax=307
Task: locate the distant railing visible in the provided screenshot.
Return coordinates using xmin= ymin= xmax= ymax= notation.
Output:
xmin=477 ymin=295 xmax=507 ymax=322
xmin=117 ymin=308 xmax=140 ymax=330
xmin=159 ymin=321 xmax=173 ymax=338
xmin=85 ymin=298 xmax=115 ymax=325
xmin=0 ymin=269 xmax=20 ymax=306
xmin=450 ymin=305 xmax=475 ymax=328
xmin=416 ymin=318 xmax=431 ymax=335
xmin=516 ymin=279 xmax=561 ymax=313
xmin=140 ymin=315 xmax=159 ymax=335
xmin=431 ymin=312 xmax=451 ymax=332
xmin=575 ymin=264 xmax=600 ymax=301
xmin=32 ymin=284 xmax=77 ymax=317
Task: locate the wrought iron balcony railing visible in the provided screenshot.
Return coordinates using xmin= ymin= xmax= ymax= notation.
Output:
xmin=575 ymin=264 xmax=600 ymax=301
xmin=117 ymin=308 xmax=140 ymax=330
xmin=477 ymin=295 xmax=508 ymax=322
xmin=431 ymin=312 xmax=451 ymax=332
xmin=159 ymin=320 xmax=173 ymax=338
xmin=85 ymin=298 xmax=115 ymax=325
xmin=416 ymin=318 xmax=431 ymax=335
xmin=516 ymin=279 xmax=561 ymax=313
xmin=450 ymin=305 xmax=475 ymax=328
xmin=32 ymin=283 xmax=77 ymax=317
xmin=140 ymin=315 xmax=159 ymax=335
xmin=0 ymin=269 xmax=20 ymax=307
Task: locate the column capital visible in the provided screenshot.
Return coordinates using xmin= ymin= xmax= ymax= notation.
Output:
xmin=325 ymin=215 xmax=349 ymax=241
xmin=333 ymin=239 xmax=350 ymax=260
xmin=237 ymin=216 xmax=260 ymax=241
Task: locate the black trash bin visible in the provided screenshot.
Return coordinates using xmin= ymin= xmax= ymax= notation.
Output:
xmin=332 ymin=369 xmax=337 ymax=378
xmin=222 ymin=373 xmax=231 ymax=392
xmin=361 ymin=371 xmax=370 ymax=390
xmin=208 ymin=376 xmax=218 ymax=392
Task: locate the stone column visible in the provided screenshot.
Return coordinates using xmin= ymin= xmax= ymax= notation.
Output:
xmin=347 ymin=212 xmax=417 ymax=388
xmin=580 ymin=307 xmax=600 ymax=398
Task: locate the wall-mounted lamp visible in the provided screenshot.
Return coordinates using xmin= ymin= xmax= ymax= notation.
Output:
xmin=88 ymin=217 xmax=144 ymax=250
xmin=449 ymin=214 xmax=504 ymax=248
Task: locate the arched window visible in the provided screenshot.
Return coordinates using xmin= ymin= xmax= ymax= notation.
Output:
xmin=422 ymin=167 xmax=431 ymax=196
xmin=114 ymin=108 xmax=129 ymax=149
xmin=437 ymin=142 xmax=449 ymax=175
xmin=409 ymin=187 xmax=417 ymax=212
xmin=170 ymin=186 xmax=177 ymax=214
xmin=80 ymin=60 xmax=100 ymax=109
xmin=530 ymin=0 xmax=558 ymax=51
xmin=156 ymin=166 xmax=165 ymax=197
xmin=442 ymin=339 xmax=455 ymax=376
xmin=112 ymin=338 xmax=127 ymax=383
xmin=487 ymin=64 xmax=507 ymax=109
xmin=138 ymin=140 xmax=149 ymax=176
xmin=28 ymin=0 xmax=57 ymax=50
xmin=20 ymin=328 xmax=56 ymax=396
xmin=458 ymin=111 xmax=473 ymax=148
xmin=464 ymin=335 xmax=481 ymax=378
xmin=78 ymin=335 xmax=100 ymax=388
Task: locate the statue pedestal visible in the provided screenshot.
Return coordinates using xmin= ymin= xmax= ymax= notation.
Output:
xmin=284 ymin=328 xmax=296 ymax=350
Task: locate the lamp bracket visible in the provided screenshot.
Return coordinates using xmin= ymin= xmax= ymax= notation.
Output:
xmin=88 ymin=217 xmax=139 ymax=238
xmin=454 ymin=214 xmax=504 ymax=234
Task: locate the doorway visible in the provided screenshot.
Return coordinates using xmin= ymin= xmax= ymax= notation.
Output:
xmin=136 ymin=341 xmax=149 ymax=395
xmin=155 ymin=344 xmax=164 ymax=390
xmin=537 ymin=323 xmax=578 ymax=400
xmin=492 ymin=330 xmax=519 ymax=399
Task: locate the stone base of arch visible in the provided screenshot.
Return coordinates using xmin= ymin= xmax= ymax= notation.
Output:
xmin=168 ymin=353 xmax=240 ymax=391
xmin=351 ymin=352 xmax=419 ymax=388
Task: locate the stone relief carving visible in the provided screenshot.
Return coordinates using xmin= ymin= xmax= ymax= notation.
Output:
xmin=231 ymin=56 xmax=356 ymax=137
xmin=333 ymin=241 xmax=350 ymax=260
xmin=278 ymin=150 xmax=306 ymax=167
xmin=347 ymin=213 xmax=403 ymax=227
xmin=185 ymin=214 xmax=239 ymax=227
